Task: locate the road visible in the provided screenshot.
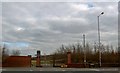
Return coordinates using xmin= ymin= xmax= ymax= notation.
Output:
xmin=1 ymin=67 xmax=120 ymax=73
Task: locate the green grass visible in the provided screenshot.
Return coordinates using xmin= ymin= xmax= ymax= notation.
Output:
xmin=31 ymin=60 xmax=36 ymax=67
xmin=31 ymin=60 xmax=53 ymax=66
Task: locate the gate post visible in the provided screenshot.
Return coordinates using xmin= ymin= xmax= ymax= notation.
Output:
xmin=28 ymin=55 xmax=31 ymax=67
xmin=67 ymin=51 xmax=71 ymax=64
xmin=36 ymin=50 xmax=41 ymax=67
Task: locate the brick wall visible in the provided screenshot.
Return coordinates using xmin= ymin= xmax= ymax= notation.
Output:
xmin=2 ymin=56 xmax=31 ymax=67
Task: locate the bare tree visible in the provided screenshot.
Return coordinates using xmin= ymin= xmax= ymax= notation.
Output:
xmin=2 ymin=44 xmax=9 ymax=61
xmin=0 ymin=46 xmax=2 ymax=62
xmin=12 ymin=50 xmax=20 ymax=56
xmin=53 ymin=42 xmax=119 ymax=65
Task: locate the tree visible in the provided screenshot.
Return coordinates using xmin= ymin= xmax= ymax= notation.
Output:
xmin=0 ymin=46 xmax=2 ymax=62
xmin=53 ymin=42 xmax=119 ymax=66
xmin=12 ymin=50 xmax=20 ymax=56
xmin=2 ymin=44 xmax=9 ymax=61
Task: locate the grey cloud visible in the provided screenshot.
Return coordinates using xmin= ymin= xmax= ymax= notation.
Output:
xmin=2 ymin=2 xmax=118 ymax=55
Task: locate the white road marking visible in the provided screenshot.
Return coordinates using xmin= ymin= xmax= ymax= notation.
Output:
xmin=91 ymin=69 xmax=100 ymax=71
xmin=62 ymin=69 xmax=66 ymax=71
xmin=30 ymin=69 xmax=33 ymax=71
xmin=1 ymin=69 xmax=6 ymax=71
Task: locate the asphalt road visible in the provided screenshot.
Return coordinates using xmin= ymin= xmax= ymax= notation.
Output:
xmin=1 ymin=71 xmax=120 ymax=73
xmin=1 ymin=67 xmax=120 ymax=73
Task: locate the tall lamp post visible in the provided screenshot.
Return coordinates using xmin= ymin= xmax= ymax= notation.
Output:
xmin=97 ymin=12 xmax=104 ymax=67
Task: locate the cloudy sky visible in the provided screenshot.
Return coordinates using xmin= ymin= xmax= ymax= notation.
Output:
xmin=1 ymin=2 xmax=118 ymax=56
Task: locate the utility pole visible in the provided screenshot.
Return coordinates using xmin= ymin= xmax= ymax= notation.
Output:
xmin=53 ymin=53 xmax=56 ymax=67
xmin=44 ymin=53 xmax=47 ymax=66
xmin=83 ymin=34 xmax=86 ymax=67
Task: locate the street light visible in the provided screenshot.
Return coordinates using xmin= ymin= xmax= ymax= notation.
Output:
xmin=97 ymin=12 xmax=104 ymax=67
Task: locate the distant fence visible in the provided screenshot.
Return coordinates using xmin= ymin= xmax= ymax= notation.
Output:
xmin=2 ymin=56 xmax=31 ymax=67
xmin=0 ymin=62 xmax=1 ymax=67
xmin=66 ymin=63 xmax=119 ymax=68
xmin=101 ymin=63 xmax=119 ymax=67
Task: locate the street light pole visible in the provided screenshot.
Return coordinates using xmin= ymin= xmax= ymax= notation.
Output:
xmin=97 ymin=12 xmax=104 ymax=67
